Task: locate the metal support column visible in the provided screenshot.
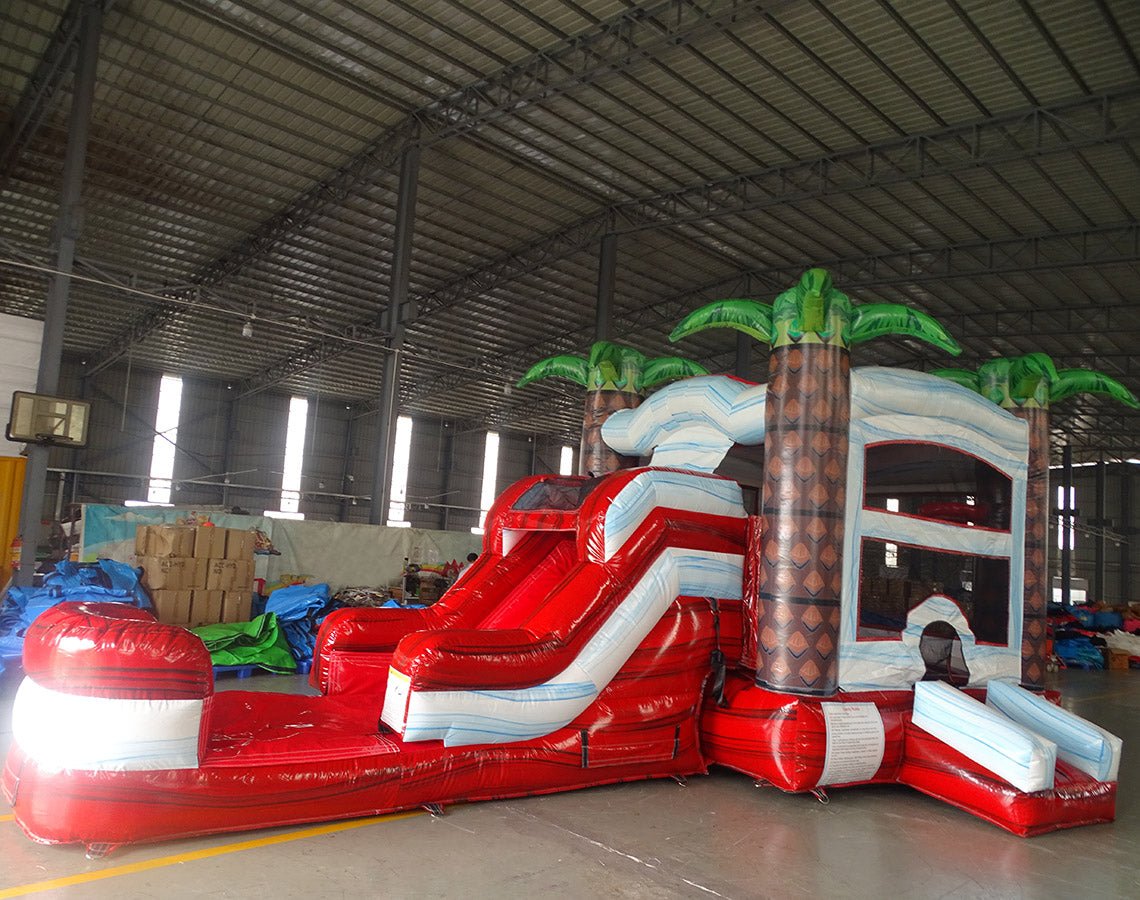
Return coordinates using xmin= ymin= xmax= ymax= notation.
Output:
xmin=16 ymin=0 xmax=102 ymax=586
xmin=369 ymin=145 xmax=419 ymax=525
xmin=594 ymin=233 xmax=617 ymax=342
xmin=1094 ymin=452 xmax=1106 ymax=602
xmin=338 ymin=413 xmax=356 ymax=523
xmin=1061 ymin=444 xmax=1073 ymax=607
xmin=1122 ymin=466 xmax=1133 ymax=602
xmin=440 ymin=426 xmax=455 ymax=531
xmin=734 ymin=332 xmax=752 ymax=378
xmin=219 ymin=397 xmax=237 ymax=509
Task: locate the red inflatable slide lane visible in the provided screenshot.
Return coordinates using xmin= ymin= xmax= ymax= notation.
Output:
xmin=312 ymin=529 xmax=574 ymax=695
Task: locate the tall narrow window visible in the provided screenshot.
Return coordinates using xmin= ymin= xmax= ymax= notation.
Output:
xmin=472 ymin=431 xmax=500 ymax=535
xmin=387 ymin=415 xmax=414 ymax=527
xmin=559 ymin=445 xmax=574 ymax=476
xmin=146 ymin=375 xmax=183 ymax=504
xmin=1056 ymin=485 xmax=1075 ymax=551
xmin=279 ymin=396 xmax=308 ymax=517
xmin=884 ymin=497 xmax=900 ymax=567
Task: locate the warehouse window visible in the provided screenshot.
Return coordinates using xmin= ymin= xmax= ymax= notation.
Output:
xmin=280 ymin=396 xmax=308 ymax=517
xmin=146 ymin=374 xmax=183 ymax=504
xmin=559 ymin=445 xmax=574 ymax=476
xmin=472 ymin=431 xmax=500 ymax=535
xmin=387 ymin=416 xmax=414 ymax=527
xmin=1056 ymin=485 xmax=1075 ymax=551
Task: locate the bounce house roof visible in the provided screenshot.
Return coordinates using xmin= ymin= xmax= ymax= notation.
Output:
xmin=603 ymin=367 xmax=1029 ymax=472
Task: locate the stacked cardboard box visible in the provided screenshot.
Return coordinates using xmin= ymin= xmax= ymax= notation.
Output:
xmin=137 ymin=525 xmax=255 ymax=627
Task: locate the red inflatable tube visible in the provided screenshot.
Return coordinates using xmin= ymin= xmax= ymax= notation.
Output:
xmin=916 ymin=500 xmax=992 ymax=526
xmin=22 ymin=601 xmax=212 ymax=700
xmin=701 ymin=674 xmax=911 ymax=791
xmin=396 ymin=627 xmax=552 ymax=691
xmin=311 ymin=529 xmax=571 ymax=693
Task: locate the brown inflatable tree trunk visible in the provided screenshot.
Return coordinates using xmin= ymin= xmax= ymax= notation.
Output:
xmin=518 ymin=341 xmax=708 ymax=479
xmin=671 ymin=268 xmax=961 ymax=696
xmin=933 ymin=355 xmax=1138 ymax=690
xmin=1014 ymin=407 xmax=1050 ymax=689
xmin=580 ymin=389 xmax=640 ymax=476
xmin=755 ymin=343 xmax=849 ymax=696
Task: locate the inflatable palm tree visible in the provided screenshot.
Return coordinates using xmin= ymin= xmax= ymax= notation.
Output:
xmin=672 ymin=268 xmax=960 ymax=696
xmin=519 ymin=341 xmax=707 ymax=476
xmin=934 ymin=353 xmax=1139 ymax=688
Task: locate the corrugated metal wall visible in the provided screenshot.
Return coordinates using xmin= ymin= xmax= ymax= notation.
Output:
xmin=1060 ymin=464 xmax=1139 ymax=605
xmin=48 ymin=355 xmax=576 ymax=536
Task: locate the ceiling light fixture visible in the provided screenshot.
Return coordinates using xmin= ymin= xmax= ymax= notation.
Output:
xmin=242 ymin=319 xmax=254 ymax=338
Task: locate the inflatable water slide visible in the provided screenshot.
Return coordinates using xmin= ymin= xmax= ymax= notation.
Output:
xmin=3 ymin=329 xmax=1127 ymax=846
xmin=3 ymin=468 xmax=747 ymax=849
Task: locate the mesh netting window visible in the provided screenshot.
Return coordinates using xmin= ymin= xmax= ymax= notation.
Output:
xmin=512 ymin=477 xmax=603 ymax=511
xmin=863 ymin=442 xmax=1012 ymax=530
xmin=856 ymin=538 xmax=1010 ymax=645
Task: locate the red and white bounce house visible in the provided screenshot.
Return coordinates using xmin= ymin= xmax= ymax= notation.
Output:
xmin=2 ymin=368 xmax=1121 ymax=852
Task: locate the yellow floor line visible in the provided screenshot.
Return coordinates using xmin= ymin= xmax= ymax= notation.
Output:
xmin=0 ymin=811 xmax=422 ymax=898
xmin=0 ymin=814 xmax=14 ymax=822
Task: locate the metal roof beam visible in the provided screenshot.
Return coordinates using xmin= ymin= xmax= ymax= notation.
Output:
xmin=450 ymin=393 xmax=582 ymax=440
xmin=240 ymin=89 xmax=1140 ymax=398
xmin=84 ymin=0 xmax=776 ymax=374
xmin=607 ymin=88 xmax=1140 ymax=233
xmin=0 ymin=0 xmax=115 ymax=187
xmin=392 ymin=223 xmax=1140 ymax=409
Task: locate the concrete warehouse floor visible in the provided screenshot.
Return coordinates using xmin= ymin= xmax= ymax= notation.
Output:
xmin=2 ymin=667 xmax=1138 ymax=899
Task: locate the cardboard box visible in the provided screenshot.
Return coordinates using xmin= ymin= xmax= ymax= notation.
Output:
xmin=151 ymin=589 xmax=192 ymax=625
xmin=139 ymin=556 xmax=190 ymax=591
xmin=225 ymin=528 xmax=255 ymax=560
xmin=139 ymin=526 xmax=196 ymax=558
xmin=134 ymin=525 xmax=150 ymax=558
xmin=140 ymin=556 xmax=207 ymax=591
xmin=222 ymin=591 xmax=252 ymax=624
xmin=193 ymin=526 xmax=227 ymax=559
xmin=1109 ymin=649 xmax=1130 ymax=671
xmin=186 ymin=556 xmax=208 ymax=589
xmin=207 ymin=557 xmax=253 ymax=592
xmin=189 ymin=590 xmax=224 ymax=628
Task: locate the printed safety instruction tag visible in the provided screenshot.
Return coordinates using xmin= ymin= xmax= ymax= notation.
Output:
xmin=818 ymin=702 xmax=886 ymax=786
xmin=380 ymin=668 xmax=411 ymax=733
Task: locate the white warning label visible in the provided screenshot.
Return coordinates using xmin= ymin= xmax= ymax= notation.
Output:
xmin=818 ymin=702 xmax=886 ymax=786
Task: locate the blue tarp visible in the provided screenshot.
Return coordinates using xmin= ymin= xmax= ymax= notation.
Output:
xmin=264 ymin=582 xmax=330 ymax=666
xmin=0 ymin=560 xmax=151 ymax=676
xmin=1053 ymin=636 xmax=1105 ymax=670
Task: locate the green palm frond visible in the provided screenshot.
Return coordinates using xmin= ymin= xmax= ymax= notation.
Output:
xmin=587 ymin=341 xmax=627 ymax=369
xmin=639 ymin=357 xmax=709 ymax=390
xmin=978 ymin=358 xmax=1014 ymax=407
xmin=517 ymin=354 xmax=589 ymax=388
xmin=848 ymin=304 xmax=962 ymax=355
xmin=1051 ymin=369 xmax=1140 ymax=408
xmin=669 ymin=299 xmax=774 ymax=344
xmin=1009 ymin=352 xmax=1059 ymax=407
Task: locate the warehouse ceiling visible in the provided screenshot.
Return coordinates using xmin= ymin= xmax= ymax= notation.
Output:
xmin=1 ymin=0 xmax=1139 ymax=459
